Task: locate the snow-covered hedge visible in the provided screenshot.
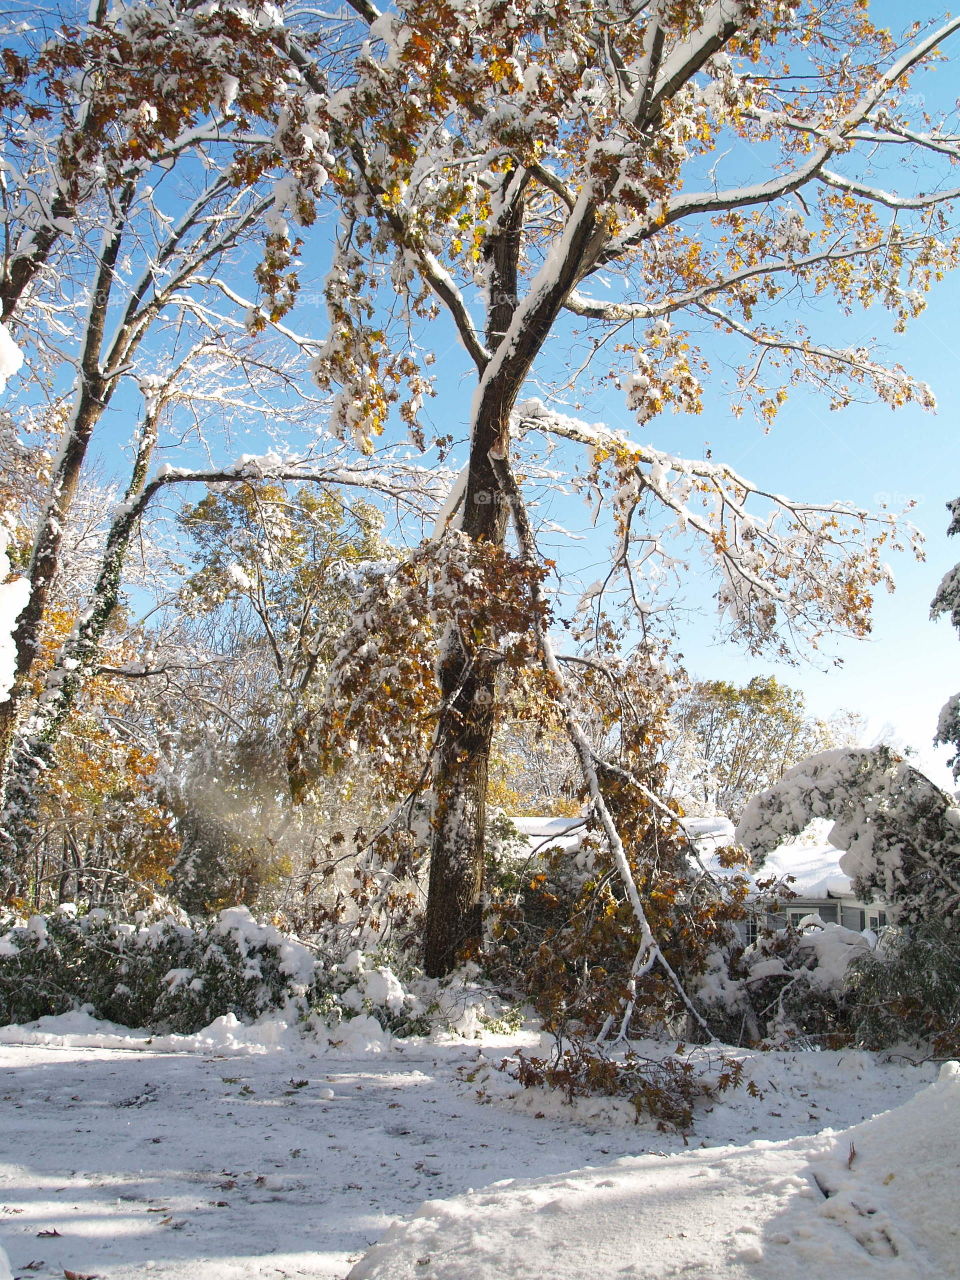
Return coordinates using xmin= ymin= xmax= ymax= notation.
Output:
xmin=846 ymin=920 xmax=960 ymax=1056
xmin=0 ymin=906 xmax=428 ymax=1035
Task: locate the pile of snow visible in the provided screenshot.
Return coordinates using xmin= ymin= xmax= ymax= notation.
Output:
xmin=348 ymin=1061 xmax=960 ymax=1279
xmin=0 ymin=1004 xmax=396 ymax=1056
xmin=758 ymin=841 xmax=852 ymax=898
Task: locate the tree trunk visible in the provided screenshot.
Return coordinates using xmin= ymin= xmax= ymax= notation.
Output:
xmin=421 ymin=179 xmax=609 ymax=973
xmin=423 ymin=438 xmax=509 ymax=975
xmin=0 ymin=387 xmax=105 ymax=874
xmin=422 ymin=195 xmax=520 ymax=976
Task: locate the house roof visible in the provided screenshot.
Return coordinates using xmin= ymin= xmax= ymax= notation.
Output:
xmin=680 ymin=815 xmax=852 ymax=898
xmin=509 ymin=813 xmax=855 ymax=900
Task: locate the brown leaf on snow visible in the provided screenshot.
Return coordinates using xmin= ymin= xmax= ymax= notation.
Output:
xmin=64 ymin=1270 xmax=100 ymax=1279
xmin=37 ymin=1228 xmax=62 ymax=1237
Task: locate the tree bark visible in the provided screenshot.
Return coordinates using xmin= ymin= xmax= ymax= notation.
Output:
xmin=422 ymin=429 xmax=510 ymax=975
xmin=421 ymin=190 xmax=524 ymax=975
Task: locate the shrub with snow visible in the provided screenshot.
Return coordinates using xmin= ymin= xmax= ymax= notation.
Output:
xmin=737 ymin=746 xmax=960 ymax=932
xmin=695 ymin=919 xmax=869 ymax=1047
xmin=735 ymin=745 xmax=960 ymax=1050
xmin=0 ymin=905 xmax=427 ymax=1036
xmin=504 ymin=1039 xmax=748 ymax=1132
xmin=846 ymin=919 xmax=960 ymax=1056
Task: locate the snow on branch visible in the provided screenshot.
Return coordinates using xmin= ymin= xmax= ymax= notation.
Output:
xmin=737 ymin=747 xmax=960 ymax=930
xmin=515 ymin=399 xmax=914 ymax=656
xmin=694 ymin=301 xmax=935 ymax=414
xmin=819 ymin=170 xmax=960 ymax=213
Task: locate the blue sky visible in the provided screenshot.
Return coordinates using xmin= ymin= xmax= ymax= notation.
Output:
xmin=667 ymin=1 xmax=960 ymax=786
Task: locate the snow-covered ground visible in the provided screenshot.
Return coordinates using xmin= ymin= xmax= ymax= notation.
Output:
xmin=0 ymin=1012 xmax=955 ymax=1280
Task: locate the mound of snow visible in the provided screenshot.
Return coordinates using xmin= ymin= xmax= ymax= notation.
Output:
xmin=0 ymin=1005 xmax=394 ymax=1055
xmin=347 ymin=1062 xmax=960 ymax=1279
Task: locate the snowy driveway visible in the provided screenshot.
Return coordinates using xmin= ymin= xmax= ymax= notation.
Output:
xmin=0 ymin=1019 xmax=949 ymax=1280
xmin=0 ymin=1034 xmax=651 ymax=1279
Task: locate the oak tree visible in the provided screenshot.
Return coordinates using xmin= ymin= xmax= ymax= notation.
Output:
xmin=270 ymin=0 xmax=960 ymax=973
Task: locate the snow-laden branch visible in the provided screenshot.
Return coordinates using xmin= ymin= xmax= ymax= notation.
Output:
xmin=737 ymin=747 xmax=960 ymax=931
xmin=819 ymin=169 xmax=960 ymax=212
xmin=568 ymin=236 xmax=921 ymax=324
xmin=694 ymin=300 xmax=935 ymax=411
xmin=514 ymin=397 xmax=910 ymax=653
xmin=603 ymin=12 xmax=960 ymax=260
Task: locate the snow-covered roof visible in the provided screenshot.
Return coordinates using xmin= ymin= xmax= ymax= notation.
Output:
xmin=757 ymin=842 xmax=852 ymax=899
xmin=680 ymin=816 xmax=853 ymax=898
xmin=512 ymin=814 xmax=854 ymax=900
xmin=697 ymin=837 xmax=852 ymax=899
xmin=507 ymin=815 xmax=586 ymax=855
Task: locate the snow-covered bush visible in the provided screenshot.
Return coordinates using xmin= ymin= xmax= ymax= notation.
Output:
xmin=694 ymin=920 xmax=869 ymax=1047
xmin=504 ymin=1039 xmax=747 ymax=1132
xmin=846 ymin=920 xmax=960 ymax=1056
xmin=0 ymin=905 xmax=426 ymax=1035
xmin=0 ymin=907 xmax=318 ymax=1030
xmin=747 ymin=921 xmax=865 ymax=1045
xmin=735 ymin=746 xmax=960 ymax=1048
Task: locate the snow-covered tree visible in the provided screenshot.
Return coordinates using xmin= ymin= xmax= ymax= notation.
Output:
xmin=162 ymin=481 xmax=390 ymax=914
xmin=737 ymin=746 xmax=960 ymax=931
xmin=266 ymin=1 xmax=960 ymax=974
xmin=932 ymin=496 xmax=960 ymax=777
xmin=0 ymin=3 xmax=286 ymax=789
xmin=0 ymin=4 xmax=444 ymax=877
xmin=6 ymin=1 xmax=960 ymax=999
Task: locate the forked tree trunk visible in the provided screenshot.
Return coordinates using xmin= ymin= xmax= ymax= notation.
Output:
xmin=420 ymin=176 xmax=613 ymax=973
xmin=423 ymin=439 xmax=509 ymax=975
xmin=421 ymin=191 xmax=526 ymax=976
